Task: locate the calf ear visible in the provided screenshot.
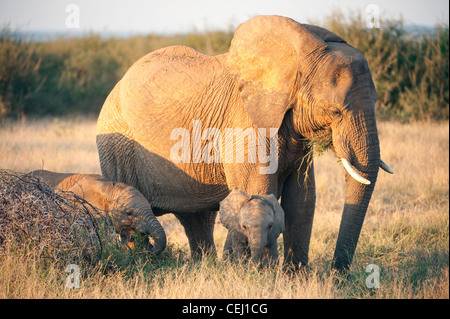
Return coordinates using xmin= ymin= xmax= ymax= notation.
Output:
xmin=219 ymin=188 xmax=250 ymax=231
xmin=263 ymin=194 xmax=285 ymax=236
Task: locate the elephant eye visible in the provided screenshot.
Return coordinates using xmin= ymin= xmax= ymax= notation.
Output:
xmin=126 ymin=211 xmax=132 ymax=216
xmin=330 ymin=107 xmax=342 ymax=118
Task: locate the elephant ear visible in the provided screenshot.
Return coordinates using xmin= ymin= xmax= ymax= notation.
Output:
xmin=263 ymin=194 xmax=285 ymax=237
xmin=219 ymin=188 xmax=250 ymax=231
xmin=227 ymin=15 xmax=326 ymax=129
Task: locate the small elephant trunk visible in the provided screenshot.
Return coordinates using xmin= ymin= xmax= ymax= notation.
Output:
xmin=136 ymin=207 xmax=167 ymax=255
xmin=248 ymin=233 xmax=275 ymax=266
xmin=250 ymin=246 xmax=277 ymax=266
xmin=110 ymin=183 xmax=167 ymax=255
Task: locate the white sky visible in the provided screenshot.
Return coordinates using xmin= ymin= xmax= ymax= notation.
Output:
xmin=0 ymin=0 xmax=448 ymax=34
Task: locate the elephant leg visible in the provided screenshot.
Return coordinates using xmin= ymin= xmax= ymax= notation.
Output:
xmin=281 ymin=162 xmax=316 ymax=270
xmin=222 ymin=233 xmax=233 ymax=260
xmin=175 ymin=211 xmax=217 ymax=259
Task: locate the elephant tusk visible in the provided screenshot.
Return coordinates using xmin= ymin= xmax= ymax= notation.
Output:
xmin=380 ymin=160 xmax=394 ymax=174
xmin=340 ymin=158 xmax=371 ymax=185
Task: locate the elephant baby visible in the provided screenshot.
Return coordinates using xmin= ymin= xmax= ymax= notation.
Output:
xmin=219 ymin=188 xmax=285 ymax=265
xmin=29 ymin=170 xmax=166 ymax=254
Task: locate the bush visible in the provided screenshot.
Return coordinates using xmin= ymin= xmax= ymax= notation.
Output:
xmin=0 ymin=169 xmax=116 ymax=265
xmin=0 ymin=14 xmax=448 ymax=121
xmin=0 ymin=30 xmax=43 ymax=118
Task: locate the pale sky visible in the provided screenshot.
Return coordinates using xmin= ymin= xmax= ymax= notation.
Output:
xmin=0 ymin=0 xmax=448 ymax=34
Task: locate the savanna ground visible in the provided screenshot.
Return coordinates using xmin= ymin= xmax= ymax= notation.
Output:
xmin=0 ymin=117 xmax=448 ymax=299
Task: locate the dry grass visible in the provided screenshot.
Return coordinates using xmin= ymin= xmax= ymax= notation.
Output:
xmin=0 ymin=117 xmax=101 ymax=174
xmin=0 ymin=118 xmax=448 ymax=299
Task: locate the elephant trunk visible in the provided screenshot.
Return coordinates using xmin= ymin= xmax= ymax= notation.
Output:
xmin=332 ymin=112 xmax=380 ymax=271
xmin=137 ymin=208 xmax=167 ymax=255
xmin=248 ymin=233 xmax=273 ymax=265
xmin=108 ymin=184 xmax=167 ymax=255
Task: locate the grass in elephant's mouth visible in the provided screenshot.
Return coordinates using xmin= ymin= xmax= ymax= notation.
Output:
xmin=299 ymin=130 xmax=333 ymax=183
xmin=0 ymin=119 xmax=448 ymax=298
xmin=305 ymin=130 xmax=333 ymax=157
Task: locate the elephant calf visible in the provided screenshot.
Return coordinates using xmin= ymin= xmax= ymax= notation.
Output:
xmin=219 ymin=188 xmax=285 ymax=265
xmin=29 ymin=170 xmax=166 ymax=254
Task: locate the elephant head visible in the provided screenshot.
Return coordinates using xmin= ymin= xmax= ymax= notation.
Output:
xmin=30 ymin=170 xmax=166 ymax=255
xmin=227 ymin=16 xmax=393 ymax=270
xmin=219 ymin=188 xmax=285 ymax=265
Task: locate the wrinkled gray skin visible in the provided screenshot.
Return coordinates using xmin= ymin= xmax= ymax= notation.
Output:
xmin=29 ymin=170 xmax=166 ymax=254
xmin=96 ymin=15 xmax=392 ymax=271
xmin=220 ymin=189 xmax=285 ymax=265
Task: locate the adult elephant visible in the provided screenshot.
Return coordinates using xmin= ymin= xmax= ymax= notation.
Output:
xmin=96 ymin=15 xmax=393 ymax=271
